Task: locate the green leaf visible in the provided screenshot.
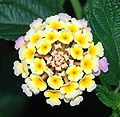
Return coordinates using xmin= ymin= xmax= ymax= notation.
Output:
xmin=0 ymin=0 xmax=64 ymax=41
xmin=85 ymin=0 xmax=120 ymax=85
xmin=96 ymin=85 xmax=120 ymax=109
xmin=110 ymin=112 xmax=119 ymax=117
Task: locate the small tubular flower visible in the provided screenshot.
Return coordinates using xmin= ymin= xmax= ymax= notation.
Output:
xmin=45 ymin=30 xmax=58 ymax=43
xmin=13 ymin=13 xmax=108 ymax=107
xmin=25 ymin=47 xmax=36 ymax=63
xmin=47 ymin=75 xmax=64 ymax=89
xmin=13 ymin=60 xmax=29 ymax=78
xmin=66 ymin=65 xmax=84 ymax=82
xmin=60 ymin=82 xmax=81 ymax=99
xmin=74 ymin=30 xmax=93 ymax=48
xmin=70 ymin=96 xmax=83 ymax=106
xmin=79 ymin=74 xmax=96 ymax=92
xmin=21 ymin=84 xmax=32 ymax=97
xmin=25 ymin=74 xmax=47 ymax=95
xmin=93 ymin=57 xmax=109 ymax=76
xmin=44 ymin=90 xmax=63 ymax=106
xmin=81 ymin=55 xmax=99 ymax=74
xmin=15 ymin=36 xmax=25 ymax=50
xmin=30 ymin=33 xmax=42 ymax=46
xmin=49 ymin=21 xmax=63 ymax=29
xmin=66 ymin=23 xmax=79 ymax=34
xmin=70 ymin=44 xmax=83 ymax=60
xmin=88 ymin=42 xmax=104 ymax=57
xmin=37 ymin=40 xmax=51 ymax=55
xmin=59 ymin=31 xmax=73 ymax=44
xmin=30 ymin=58 xmax=46 ymax=75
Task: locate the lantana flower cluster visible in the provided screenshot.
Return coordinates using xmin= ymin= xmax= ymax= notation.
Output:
xmin=13 ymin=13 xmax=109 ymax=107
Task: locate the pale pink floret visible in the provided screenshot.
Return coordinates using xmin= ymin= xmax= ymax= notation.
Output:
xmin=79 ymin=18 xmax=88 ymax=28
xmin=58 ymin=13 xmax=71 ymax=21
xmin=99 ymin=57 xmax=109 ymax=73
xmin=21 ymin=84 xmax=32 ymax=97
xmin=93 ymin=57 xmax=109 ymax=76
xmin=14 ymin=36 xmax=25 ymax=50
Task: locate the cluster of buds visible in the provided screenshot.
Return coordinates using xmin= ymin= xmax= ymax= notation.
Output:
xmin=13 ymin=13 xmax=109 ymax=106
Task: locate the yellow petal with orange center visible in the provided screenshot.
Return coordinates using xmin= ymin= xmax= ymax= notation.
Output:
xmin=67 ymin=23 xmax=79 ymax=34
xmin=37 ymin=40 xmax=51 ymax=55
xmin=31 ymin=74 xmax=47 ymax=91
xmin=45 ymin=31 xmax=58 ymax=43
xmin=47 ymin=76 xmax=63 ymax=89
xmin=70 ymin=44 xmax=83 ymax=60
xmin=50 ymin=21 xmax=63 ymax=29
xmin=30 ymin=33 xmax=42 ymax=46
xmin=25 ymin=47 xmax=36 ymax=61
xmin=59 ymin=31 xmax=73 ymax=44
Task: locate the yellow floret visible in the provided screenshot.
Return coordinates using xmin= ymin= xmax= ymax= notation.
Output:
xmin=13 ymin=60 xmax=29 ymax=78
xmin=70 ymin=44 xmax=83 ymax=60
xmin=25 ymin=47 xmax=36 ymax=63
xmin=37 ymin=40 xmax=51 ymax=55
xmin=60 ymin=82 xmax=80 ymax=99
xmin=74 ymin=31 xmax=93 ymax=48
xmin=31 ymin=74 xmax=47 ymax=91
xmin=81 ymin=55 xmax=93 ymax=74
xmin=30 ymin=58 xmax=46 ymax=75
xmin=88 ymin=42 xmax=104 ymax=57
xmin=50 ymin=21 xmax=63 ymax=29
xmin=47 ymin=75 xmax=64 ymax=89
xmin=79 ymin=74 xmax=96 ymax=92
xmin=67 ymin=23 xmax=79 ymax=34
xmin=81 ymin=55 xmax=99 ymax=74
xmin=66 ymin=65 xmax=83 ymax=82
xmin=59 ymin=31 xmax=73 ymax=44
xmin=44 ymin=90 xmax=63 ymax=106
xmin=30 ymin=33 xmax=42 ymax=46
xmin=45 ymin=30 xmax=58 ymax=43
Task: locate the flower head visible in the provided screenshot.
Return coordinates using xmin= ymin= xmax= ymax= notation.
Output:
xmin=13 ymin=13 xmax=108 ymax=107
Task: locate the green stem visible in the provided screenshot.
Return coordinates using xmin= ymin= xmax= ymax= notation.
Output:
xmin=70 ymin=0 xmax=82 ymax=19
xmin=114 ymin=81 xmax=120 ymax=93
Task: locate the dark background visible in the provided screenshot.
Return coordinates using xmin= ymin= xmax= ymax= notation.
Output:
xmin=0 ymin=0 xmax=112 ymax=117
